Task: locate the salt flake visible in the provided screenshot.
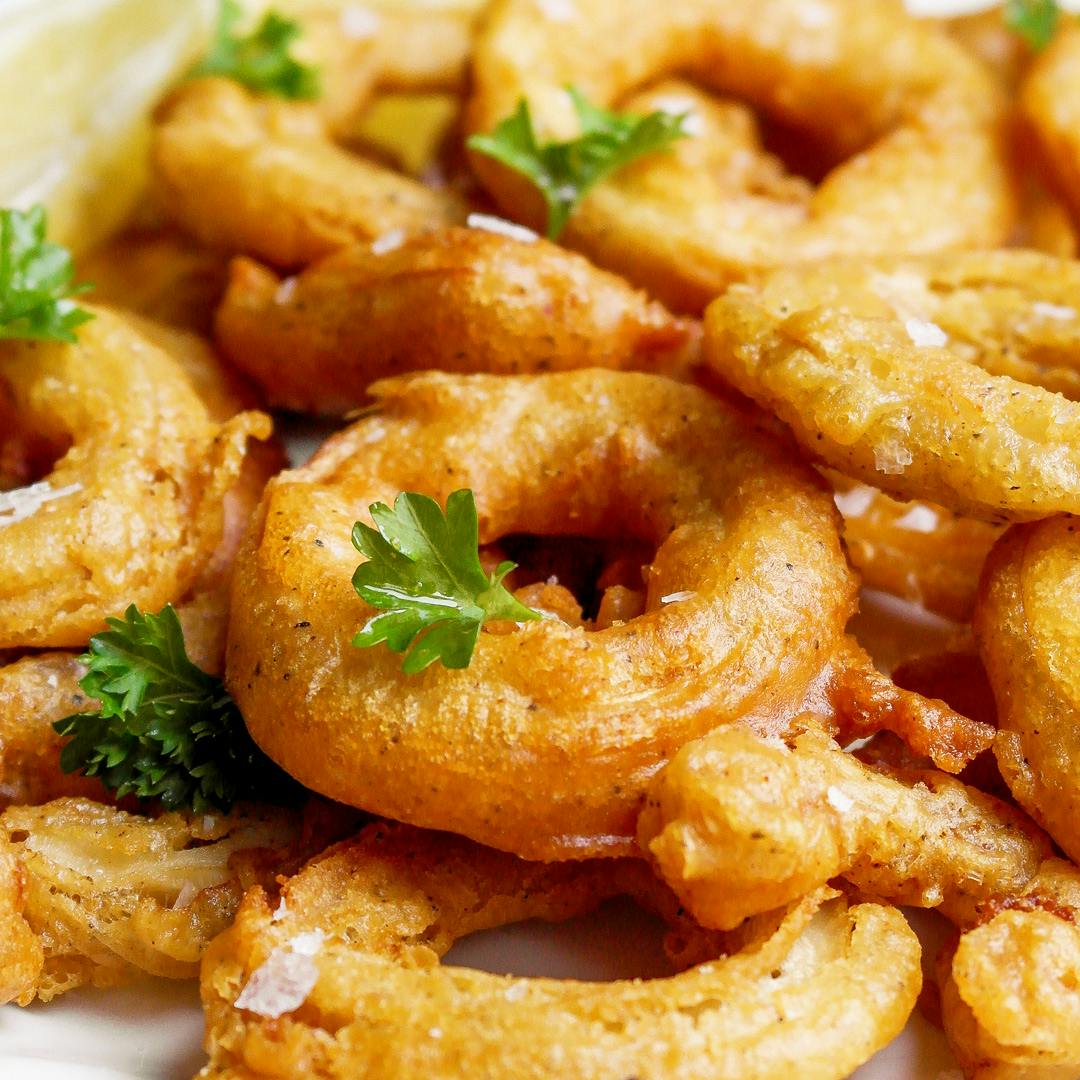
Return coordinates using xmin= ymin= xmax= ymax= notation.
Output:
xmin=832 ymin=486 xmax=875 ymax=519
xmin=371 ymin=228 xmax=406 ymax=255
xmin=826 ymin=786 xmax=855 ymax=813
xmin=893 ymin=504 xmax=940 ymax=534
xmin=0 ymin=481 xmax=82 ymax=528
xmin=234 ymin=930 xmax=326 ymax=1018
xmin=661 ymin=590 xmax=696 ymax=604
xmin=904 ymin=318 xmax=947 ymax=348
xmin=466 ymin=213 xmax=539 ymax=243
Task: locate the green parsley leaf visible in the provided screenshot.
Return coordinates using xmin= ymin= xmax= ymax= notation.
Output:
xmin=192 ymin=0 xmax=320 ymax=100
xmin=53 ymin=604 xmax=293 ymax=813
xmin=0 ymin=205 xmax=93 ymax=344
xmin=467 ymin=86 xmax=690 ymax=238
xmin=352 ymin=489 xmax=542 ymax=673
xmin=1004 ymin=0 xmax=1061 ymax=49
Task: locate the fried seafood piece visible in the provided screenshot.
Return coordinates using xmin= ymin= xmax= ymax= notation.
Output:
xmin=227 ymin=369 xmax=863 ymax=859
xmin=78 ymin=228 xmax=231 ymax=335
xmin=0 ymin=796 xmax=356 ymax=1005
xmin=300 ymin=4 xmax=478 ymax=135
xmin=829 ymin=472 xmax=1002 ymax=622
xmin=939 ymin=858 xmax=1080 ymax=1080
xmin=152 ymin=78 xmax=465 ymax=269
xmin=975 ymin=515 xmax=1080 ymax=866
xmin=198 ymin=821 xmax=919 ymax=1080
xmin=706 ymin=251 xmax=1080 ymax=522
xmin=214 ymin=227 xmax=701 ymax=414
xmin=0 ymin=317 xmax=281 ymax=808
xmin=466 ymin=0 xmax=1014 ymax=312
xmin=637 ymin=727 xmax=1049 ymax=932
xmin=1022 ymin=25 xmax=1080 ymax=235
xmin=0 ymin=306 xmax=270 ymax=648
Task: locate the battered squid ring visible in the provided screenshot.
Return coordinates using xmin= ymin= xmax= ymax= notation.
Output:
xmin=1022 ymin=25 xmax=1080 ymax=236
xmin=198 ymin=822 xmax=920 ymax=1080
xmin=227 ymin=369 xmax=859 ymax=859
xmin=974 ymin=515 xmax=1080 ymax=866
xmin=152 ymin=78 xmax=465 ymax=269
xmin=213 ymin=227 xmax=700 ymax=414
xmin=0 ymin=316 xmax=281 ymax=807
xmin=705 ymin=251 xmax=1080 ymax=522
xmin=0 ymin=305 xmax=270 ymax=648
xmin=466 ymin=0 xmax=1014 ymax=311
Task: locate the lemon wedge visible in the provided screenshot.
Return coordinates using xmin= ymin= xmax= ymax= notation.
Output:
xmin=0 ymin=0 xmax=219 ymax=254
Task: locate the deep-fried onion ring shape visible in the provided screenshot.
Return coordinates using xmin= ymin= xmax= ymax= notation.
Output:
xmin=975 ymin=515 xmax=1080 ymax=866
xmin=152 ymin=78 xmax=464 ymax=269
xmin=638 ymin=727 xmax=1049 ymax=931
xmin=226 ymin=370 xmax=858 ymax=859
xmin=214 ymin=228 xmax=700 ymax=415
xmin=466 ymin=0 xmax=1013 ymax=311
xmin=705 ymin=254 xmax=1080 ymax=522
xmin=0 ymin=305 xmax=270 ymax=648
xmin=198 ymin=822 xmax=919 ymax=1080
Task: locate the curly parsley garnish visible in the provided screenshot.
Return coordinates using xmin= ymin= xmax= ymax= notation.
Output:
xmin=192 ymin=0 xmax=320 ymax=100
xmin=1005 ymin=0 xmax=1061 ymax=49
xmin=467 ymin=87 xmax=689 ymax=239
xmin=352 ymin=489 xmax=541 ymax=673
xmin=0 ymin=205 xmax=93 ymax=343
xmin=54 ymin=604 xmax=290 ymax=813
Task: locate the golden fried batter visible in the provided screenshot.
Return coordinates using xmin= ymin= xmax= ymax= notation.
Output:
xmin=0 ymin=797 xmax=356 ymax=1004
xmin=706 ymin=253 xmax=1080 ymax=522
xmin=152 ymin=78 xmax=465 ymax=268
xmin=227 ymin=369 xmax=859 ymax=859
xmin=638 ymin=727 xmax=1048 ymax=932
xmin=467 ymin=0 xmax=1014 ymax=310
xmin=975 ymin=515 xmax=1080 ymax=866
xmin=198 ymin=821 xmax=919 ymax=1080
xmin=0 ymin=306 xmax=270 ymax=648
xmin=214 ymin=227 xmax=700 ymax=414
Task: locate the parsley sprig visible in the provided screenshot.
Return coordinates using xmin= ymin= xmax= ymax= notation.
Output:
xmin=1005 ymin=0 xmax=1062 ymax=49
xmin=0 ymin=206 xmax=93 ymax=343
xmin=54 ymin=604 xmax=290 ymax=813
xmin=192 ymin=0 xmax=320 ymax=100
xmin=352 ymin=489 xmax=541 ymax=673
xmin=467 ymin=87 xmax=689 ymax=239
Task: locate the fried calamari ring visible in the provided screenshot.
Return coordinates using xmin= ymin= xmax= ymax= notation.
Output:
xmin=152 ymin=78 xmax=465 ymax=269
xmin=198 ymin=821 xmax=919 ymax=1080
xmin=227 ymin=369 xmax=860 ymax=859
xmin=830 ymin=473 xmax=1002 ymax=622
xmin=638 ymin=726 xmax=1049 ymax=932
xmin=0 ymin=316 xmax=281 ymax=808
xmin=0 ymin=305 xmax=269 ymax=648
xmin=214 ymin=227 xmax=700 ymax=414
xmin=705 ymin=252 xmax=1080 ymax=522
xmin=975 ymin=515 xmax=1080 ymax=865
xmin=1022 ymin=25 xmax=1080 ymax=235
xmin=938 ymin=858 xmax=1080 ymax=1080
xmin=0 ymin=797 xmax=357 ymax=1004
xmin=466 ymin=0 xmax=1013 ymax=311
xmin=301 ymin=4 xmax=478 ymax=135
xmin=78 ymin=227 xmax=231 ymax=335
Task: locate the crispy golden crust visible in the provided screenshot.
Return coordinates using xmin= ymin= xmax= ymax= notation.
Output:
xmin=226 ymin=369 xmax=858 ymax=859
xmin=939 ymin=859 xmax=1080 ymax=1080
xmin=705 ymin=252 xmax=1080 ymax=522
xmin=0 ymin=797 xmax=357 ymax=1005
xmin=828 ymin=471 xmax=1002 ymax=622
xmin=0 ymin=316 xmax=281 ymax=809
xmin=213 ymin=227 xmax=700 ymax=414
xmin=198 ymin=821 xmax=919 ymax=1080
xmin=1022 ymin=25 xmax=1080 ymax=235
xmin=638 ymin=727 xmax=1049 ymax=932
xmin=0 ymin=306 xmax=270 ymax=648
xmin=466 ymin=0 xmax=1013 ymax=311
xmin=78 ymin=228 xmax=231 ymax=336
xmin=152 ymin=78 xmax=465 ymax=269
xmin=975 ymin=516 xmax=1080 ymax=865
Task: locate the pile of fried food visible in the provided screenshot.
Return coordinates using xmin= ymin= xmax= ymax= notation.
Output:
xmin=4 ymin=0 xmax=1080 ymax=1076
